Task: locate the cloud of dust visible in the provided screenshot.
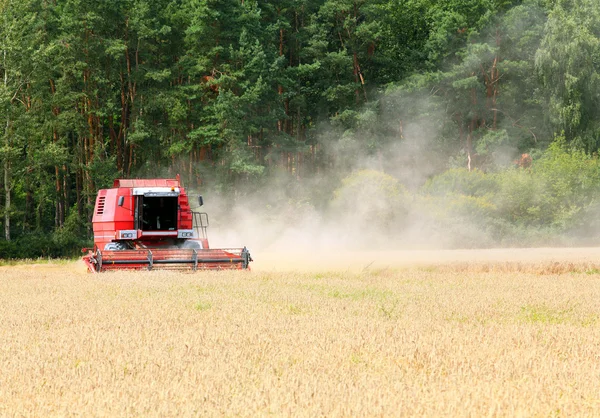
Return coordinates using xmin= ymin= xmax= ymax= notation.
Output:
xmin=184 ymin=3 xmax=563 ymax=264
xmin=196 ymin=101 xmax=481 ymax=257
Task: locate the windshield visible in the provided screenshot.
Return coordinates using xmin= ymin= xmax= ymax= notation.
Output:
xmin=138 ymin=196 xmax=178 ymax=231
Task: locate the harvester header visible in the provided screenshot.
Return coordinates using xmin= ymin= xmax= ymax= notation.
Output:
xmin=82 ymin=175 xmax=251 ymax=272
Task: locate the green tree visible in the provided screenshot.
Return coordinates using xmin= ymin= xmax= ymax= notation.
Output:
xmin=0 ymin=0 xmax=46 ymax=240
xmin=536 ymin=0 xmax=600 ymax=151
xmin=384 ymin=1 xmax=548 ymax=173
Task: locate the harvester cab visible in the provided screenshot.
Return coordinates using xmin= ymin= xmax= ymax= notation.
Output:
xmin=82 ymin=175 xmax=251 ymax=272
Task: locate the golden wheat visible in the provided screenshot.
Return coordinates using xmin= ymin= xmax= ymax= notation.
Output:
xmin=1 ymin=259 xmax=600 ymax=417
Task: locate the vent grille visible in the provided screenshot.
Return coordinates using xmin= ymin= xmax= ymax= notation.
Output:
xmin=96 ymin=196 xmax=106 ymax=215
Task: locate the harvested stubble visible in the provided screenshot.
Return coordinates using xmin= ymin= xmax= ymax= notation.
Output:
xmin=1 ymin=261 xmax=600 ymax=417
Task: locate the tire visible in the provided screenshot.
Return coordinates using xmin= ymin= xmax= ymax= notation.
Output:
xmin=104 ymin=241 xmax=128 ymax=251
xmin=181 ymin=240 xmax=202 ymax=249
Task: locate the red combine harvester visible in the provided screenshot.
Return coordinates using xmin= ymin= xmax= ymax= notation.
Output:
xmin=82 ymin=175 xmax=252 ymax=272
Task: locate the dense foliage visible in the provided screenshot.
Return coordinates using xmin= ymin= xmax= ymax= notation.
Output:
xmin=2 ymin=0 xmax=600 ymax=256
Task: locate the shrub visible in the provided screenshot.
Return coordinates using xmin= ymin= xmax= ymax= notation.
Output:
xmin=423 ymin=168 xmax=499 ymax=198
xmin=331 ymin=170 xmax=409 ymax=233
xmin=493 ymin=168 xmax=550 ymax=226
xmin=413 ymin=193 xmax=498 ymax=248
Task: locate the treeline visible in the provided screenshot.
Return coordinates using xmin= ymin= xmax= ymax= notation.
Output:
xmin=2 ymin=0 xmax=600 ymax=256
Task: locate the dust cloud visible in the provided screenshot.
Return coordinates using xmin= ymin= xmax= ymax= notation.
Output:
xmin=187 ymin=99 xmax=553 ymax=270
xmin=197 ymin=182 xmax=600 ymax=272
xmin=189 ymin=99 xmax=495 ymax=267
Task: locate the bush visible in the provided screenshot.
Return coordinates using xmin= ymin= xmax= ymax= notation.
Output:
xmin=418 ymin=136 xmax=600 ymax=246
xmin=493 ymin=168 xmax=550 ymax=226
xmin=533 ymin=137 xmax=600 ymax=230
xmin=331 ymin=170 xmax=409 ymax=233
xmin=423 ymin=168 xmax=499 ymax=198
xmin=0 ymin=230 xmax=88 ymax=260
xmin=412 ymin=193 xmax=498 ymax=248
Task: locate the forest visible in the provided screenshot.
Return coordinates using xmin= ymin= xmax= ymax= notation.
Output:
xmin=2 ymin=0 xmax=600 ymax=257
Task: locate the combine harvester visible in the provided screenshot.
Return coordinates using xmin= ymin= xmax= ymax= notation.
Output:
xmin=82 ymin=175 xmax=252 ymax=272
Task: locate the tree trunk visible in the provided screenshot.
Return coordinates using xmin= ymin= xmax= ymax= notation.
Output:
xmin=55 ymin=166 xmax=64 ymax=227
xmin=277 ymin=13 xmax=285 ymax=133
xmin=492 ymin=29 xmax=501 ymax=130
xmin=3 ymin=156 xmax=10 ymax=241
xmin=3 ymin=48 xmax=10 ymax=241
xmin=352 ymin=51 xmax=367 ymax=103
xmin=467 ymin=83 xmax=478 ymax=171
xmin=76 ymin=167 xmax=82 ymax=218
xmin=49 ymin=78 xmax=65 ymax=227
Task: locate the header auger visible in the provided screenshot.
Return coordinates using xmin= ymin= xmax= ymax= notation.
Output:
xmin=82 ymin=175 xmax=252 ymax=272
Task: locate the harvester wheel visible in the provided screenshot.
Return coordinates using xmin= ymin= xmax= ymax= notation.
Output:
xmin=104 ymin=241 xmax=128 ymax=251
xmin=182 ymin=240 xmax=202 ymax=249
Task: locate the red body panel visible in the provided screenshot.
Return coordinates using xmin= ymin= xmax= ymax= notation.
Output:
xmin=113 ymin=178 xmax=181 ymax=188
xmin=92 ymin=188 xmax=129 ymax=250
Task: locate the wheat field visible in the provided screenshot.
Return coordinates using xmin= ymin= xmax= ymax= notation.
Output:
xmin=2 ymin=251 xmax=600 ymax=417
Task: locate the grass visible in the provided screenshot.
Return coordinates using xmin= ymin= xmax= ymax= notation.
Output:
xmin=1 ymin=261 xmax=600 ymax=416
xmin=0 ymin=257 xmax=76 ymax=266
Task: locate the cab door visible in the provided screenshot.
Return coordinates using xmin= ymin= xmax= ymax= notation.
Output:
xmin=134 ymin=195 xmax=144 ymax=230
